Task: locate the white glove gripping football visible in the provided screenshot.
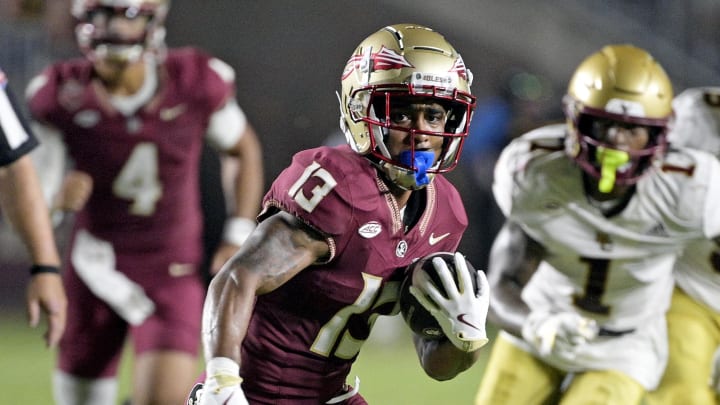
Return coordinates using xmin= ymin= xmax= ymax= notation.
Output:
xmin=198 ymin=357 xmax=249 ymax=405
xmin=709 ymin=345 xmax=720 ymax=393
xmin=409 ymin=252 xmax=490 ymax=352
xmin=521 ymin=311 xmax=598 ymax=361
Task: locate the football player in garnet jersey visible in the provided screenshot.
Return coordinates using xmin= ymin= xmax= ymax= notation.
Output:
xmin=25 ymin=1 xmax=264 ymax=404
xmin=474 ymin=45 xmax=720 ymax=405
xmin=190 ymin=24 xmax=490 ymax=405
xmin=0 ymin=68 xmax=66 ymax=350
xmin=643 ymin=87 xmax=720 ymax=405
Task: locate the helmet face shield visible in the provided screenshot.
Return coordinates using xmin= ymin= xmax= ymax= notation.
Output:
xmin=352 ymin=84 xmax=473 ymax=170
xmin=563 ymin=45 xmax=672 ymax=192
xmin=339 ymin=24 xmax=476 ymax=190
xmin=568 ymin=104 xmax=668 ymax=190
xmin=72 ymin=0 xmax=169 ymax=63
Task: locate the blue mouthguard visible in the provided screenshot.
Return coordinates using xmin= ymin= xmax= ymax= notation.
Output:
xmin=399 ymin=150 xmax=435 ymax=186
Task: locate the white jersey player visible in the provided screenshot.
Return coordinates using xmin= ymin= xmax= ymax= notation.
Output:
xmin=474 ymin=45 xmax=720 ymax=405
xmin=646 ymin=87 xmax=720 ymax=405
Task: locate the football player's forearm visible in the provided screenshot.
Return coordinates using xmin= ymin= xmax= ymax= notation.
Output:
xmin=203 ymin=212 xmax=329 ymax=360
xmin=0 ymin=156 xmax=60 ymax=266
xmin=202 ymin=270 xmax=254 ymax=363
xmin=488 ymin=282 xmax=529 ymax=337
xmin=487 ymin=221 xmax=540 ymax=336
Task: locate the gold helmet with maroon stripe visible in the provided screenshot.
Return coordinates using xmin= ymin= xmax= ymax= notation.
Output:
xmin=563 ymin=44 xmax=673 ymax=191
xmin=339 ymin=24 xmax=476 ymax=190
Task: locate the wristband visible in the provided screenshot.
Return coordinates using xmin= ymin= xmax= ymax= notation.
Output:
xmin=206 ymin=357 xmax=243 ymax=385
xmin=222 ymin=217 xmax=256 ymax=246
xmin=207 ymin=356 xmax=240 ymax=375
xmin=30 ymin=264 xmax=60 ymax=276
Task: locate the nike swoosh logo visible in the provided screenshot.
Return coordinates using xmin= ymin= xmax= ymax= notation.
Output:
xmin=428 ymin=232 xmax=450 ymax=245
xmin=159 ymin=104 xmax=187 ymax=121
xmin=169 ymin=263 xmax=194 ymax=277
xmin=457 ymin=313 xmax=482 ymax=331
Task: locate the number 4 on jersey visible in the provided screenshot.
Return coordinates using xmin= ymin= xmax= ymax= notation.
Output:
xmin=112 ymin=142 xmax=162 ymax=216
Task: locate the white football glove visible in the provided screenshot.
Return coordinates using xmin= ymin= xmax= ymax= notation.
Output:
xmin=709 ymin=345 xmax=720 ymax=393
xmin=197 ymin=357 xmax=249 ymax=405
xmin=521 ymin=311 xmax=598 ymax=361
xmin=409 ymin=252 xmax=490 ymax=352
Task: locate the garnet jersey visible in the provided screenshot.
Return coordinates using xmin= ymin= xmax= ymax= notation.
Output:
xmin=243 ymin=145 xmax=467 ymax=403
xmin=668 ymin=87 xmax=720 ymax=313
xmin=26 ymin=48 xmax=233 ymax=281
xmin=0 ymin=70 xmax=37 ymax=166
xmin=493 ymin=124 xmax=720 ymax=388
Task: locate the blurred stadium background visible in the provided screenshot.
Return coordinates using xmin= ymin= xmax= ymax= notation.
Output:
xmin=1 ymin=0 xmax=719 ymax=403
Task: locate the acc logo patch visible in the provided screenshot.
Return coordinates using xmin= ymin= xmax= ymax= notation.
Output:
xmin=58 ymin=79 xmax=86 ymax=111
xmin=358 ymin=221 xmax=382 ymax=239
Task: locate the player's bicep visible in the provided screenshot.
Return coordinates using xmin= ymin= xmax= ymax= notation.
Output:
xmin=229 ymin=210 xmax=329 ymax=294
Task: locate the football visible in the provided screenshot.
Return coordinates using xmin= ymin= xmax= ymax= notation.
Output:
xmin=399 ymin=252 xmax=479 ymax=340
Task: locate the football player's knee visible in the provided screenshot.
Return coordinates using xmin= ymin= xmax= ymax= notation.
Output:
xmin=563 ymin=371 xmax=644 ymax=405
xmin=476 ymin=335 xmax=562 ymax=405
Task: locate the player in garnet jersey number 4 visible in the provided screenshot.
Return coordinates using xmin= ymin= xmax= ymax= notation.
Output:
xmin=25 ymin=1 xmax=264 ymax=404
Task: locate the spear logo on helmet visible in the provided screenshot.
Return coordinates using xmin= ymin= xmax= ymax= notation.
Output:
xmin=341 ymin=46 xmax=413 ymax=80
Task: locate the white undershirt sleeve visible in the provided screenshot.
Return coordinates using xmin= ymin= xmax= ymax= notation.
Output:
xmin=205 ymin=98 xmax=247 ymax=151
xmin=29 ymin=122 xmax=67 ymax=207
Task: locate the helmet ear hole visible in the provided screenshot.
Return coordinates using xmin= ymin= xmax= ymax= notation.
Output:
xmin=577 ymin=114 xmax=594 ymax=138
xmin=443 ymin=101 xmax=467 ymax=134
xmin=371 ymin=97 xmax=387 ymax=122
xmin=647 ymin=126 xmax=663 ymax=146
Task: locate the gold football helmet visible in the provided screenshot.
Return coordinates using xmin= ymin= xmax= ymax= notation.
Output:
xmin=72 ymin=0 xmax=170 ymax=63
xmin=339 ymin=24 xmax=476 ymax=190
xmin=563 ymin=44 xmax=673 ymax=191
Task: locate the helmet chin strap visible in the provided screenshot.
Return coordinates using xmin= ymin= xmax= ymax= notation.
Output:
xmin=399 ymin=150 xmax=435 ymax=187
xmin=595 ymin=147 xmax=630 ymax=193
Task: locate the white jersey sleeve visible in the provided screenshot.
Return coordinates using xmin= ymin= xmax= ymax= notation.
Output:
xmin=670 ymin=87 xmax=720 ymax=155
xmin=669 ymin=87 xmax=720 ymax=312
xmin=697 ymin=149 xmax=720 ymax=239
xmin=205 ymin=98 xmax=247 ymax=151
xmin=28 ymin=122 xmax=67 ymax=208
xmin=492 ymin=124 xmax=566 ymax=217
xmin=668 ymin=88 xmax=720 ymax=239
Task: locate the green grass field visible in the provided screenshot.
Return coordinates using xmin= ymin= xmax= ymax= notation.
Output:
xmin=0 ymin=312 xmax=495 ymax=404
